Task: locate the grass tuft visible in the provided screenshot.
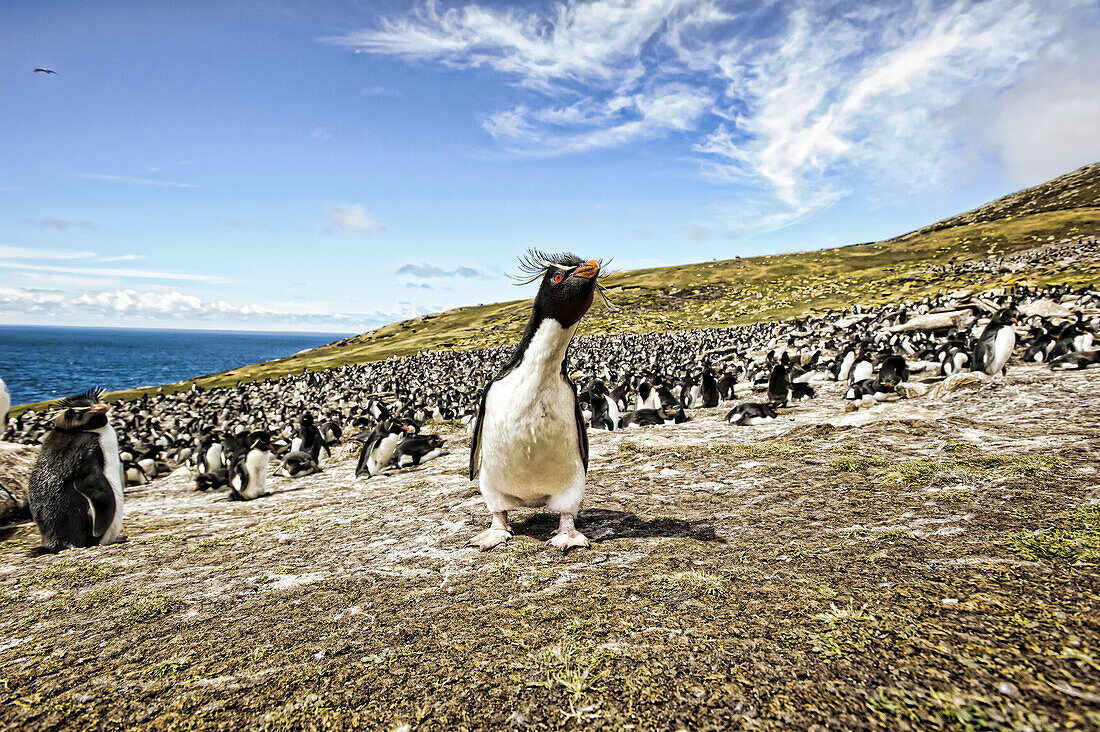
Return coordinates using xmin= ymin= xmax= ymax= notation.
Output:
xmin=664 ymin=570 xmax=726 ymax=597
xmin=24 ymin=559 xmax=115 ymax=588
xmin=1004 ymin=529 xmax=1100 ymax=564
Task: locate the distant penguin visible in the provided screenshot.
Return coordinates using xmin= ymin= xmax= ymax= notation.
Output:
xmin=876 ymin=354 xmax=909 ymax=387
xmin=27 ymin=389 xmax=125 ymax=555
xmin=836 ymin=349 xmax=857 ymax=382
xmin=354 ymin=419 xmax=409 ymax=477
xmin=622 ymin=406 xmax=686 ymax=427
xmin=195 ymin=469 xmax=230 ymax=491
xmin=700 ymin=365 xmax=720 ymax=408
xmin=296 ymin=413 xmax=330 ymax=462
xmin=767 ymin=363 xmax=791 ymax=407
xmin=469 ymin=251 xmax=601 ymax=552
xmin=636 ymin=382 xmax=661 ymax=411
xmin=389 ymin=434 xmax=445 ymax=468
xmin=849 ymin=353 xmax=874 ymax=384
xmin=0 ymin=376 xmax=9 ymax=430
xmin=228 ymin=431 xmax=273 ymax=500
xmin=725 ymin=402 xmax=778 ymax=425
xmin=274 ymin=450 xmax=323 ymax=477
xmin=716 ymin=372 xmax=736 ymax=401
xmin=973 ymin=309 xmax=1017 ymax=376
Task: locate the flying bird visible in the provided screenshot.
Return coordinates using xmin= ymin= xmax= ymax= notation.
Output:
xmin=34 ymin=68 xmax=57 ymax=74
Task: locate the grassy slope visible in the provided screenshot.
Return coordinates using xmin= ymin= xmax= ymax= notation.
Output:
xmin=12 ymin=163 xmax=1100 ymax=414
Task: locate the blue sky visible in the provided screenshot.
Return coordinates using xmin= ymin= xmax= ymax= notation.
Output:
xmin=2 ymin=0 xmax=1098 ymax=332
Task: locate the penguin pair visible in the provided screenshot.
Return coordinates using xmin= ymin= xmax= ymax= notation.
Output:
xmin=228 ymin=431 xmax=274 ymax=501
xmin=354 ymin=419 xmax=413 ymax=477
xmin=27 ymin=389 xmax=125 ymax=555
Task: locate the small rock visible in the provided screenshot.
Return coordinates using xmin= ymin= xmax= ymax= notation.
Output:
xmin=998 ymin=681 xmax=1019 ymax=698
xmin=941 ymin=598 xmax=958 ymax=605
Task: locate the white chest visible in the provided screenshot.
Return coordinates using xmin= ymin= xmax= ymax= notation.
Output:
xmin=94 ymin=423 xmax=124 ymax=544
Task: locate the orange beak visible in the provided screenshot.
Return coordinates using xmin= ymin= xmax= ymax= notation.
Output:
xmin=92 ymin=403 xmax=111 ymax=415
xmin=574 ymin=260 xmax=601 ymax=279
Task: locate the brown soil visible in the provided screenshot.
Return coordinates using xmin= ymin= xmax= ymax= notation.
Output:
xmin=2 ymin=365 xmax=1099 ymax=731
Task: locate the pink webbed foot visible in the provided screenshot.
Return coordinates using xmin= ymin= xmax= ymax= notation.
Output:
xmin=467 ymin=511 xmax=512 ymax=551
xmin=548 ymin=513 xmax=590 ymax=553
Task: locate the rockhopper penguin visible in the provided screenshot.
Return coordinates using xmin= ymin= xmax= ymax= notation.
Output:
xmin=469 ymin=251 xmax=604 ymax=552
xmin=27 ymin=389 xmax=125 ymax=555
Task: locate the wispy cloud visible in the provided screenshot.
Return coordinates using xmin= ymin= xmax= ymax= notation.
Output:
xmin=335 ymin=0 xmax=1075 ymax=227
xmin=74 ymin=173 xmax=199 ymax=188
xmin=396 ymin=263 xmax=484 ymax=278
xmin=34 ymin=218 xmax=96 ymax=232
xmin=328 ymin=204 xmax=384 ymax=233
xmin=0 ymin=245 xmax=96 ymax=260
xmin=98 ymin=254 xmax=146 ymax=262
xmin=0 ymin=261 xmax=223 ymax=282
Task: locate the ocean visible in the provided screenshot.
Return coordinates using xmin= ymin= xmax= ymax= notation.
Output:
xmin=0 ymin=325 xmax=353 ymax=406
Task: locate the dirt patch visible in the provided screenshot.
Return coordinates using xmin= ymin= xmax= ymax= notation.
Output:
xmin=2 ymin=365 xmax=1100 ymax=730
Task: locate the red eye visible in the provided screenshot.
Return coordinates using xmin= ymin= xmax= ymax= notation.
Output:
xmin=553 ymin=273 xmax=563 ymax=283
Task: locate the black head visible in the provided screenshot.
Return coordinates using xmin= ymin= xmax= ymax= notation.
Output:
xmin=51 ymin=388 xmax=110 ymax=431
xmin=247 ymin=431 xmax=273 ymax=452
xmin=515 ymin=250 xmax=602 ymax=330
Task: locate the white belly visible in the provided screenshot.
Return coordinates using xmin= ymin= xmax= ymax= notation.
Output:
xmin=95 ymin=423 xmax=125 ymax=544
xmin=239 ymin=449 xmax=270 ymax=499
xmin=367 ymin=433 xmax=401 ymax=475
xmin=478 ymin=321 xmax=584 ymax=507
xmin=990 ymin=327 xmax=1016 ymax=374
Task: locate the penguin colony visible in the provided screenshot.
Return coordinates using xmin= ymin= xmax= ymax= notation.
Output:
xmin=5 ymin=263 xmax=1100 ymax=554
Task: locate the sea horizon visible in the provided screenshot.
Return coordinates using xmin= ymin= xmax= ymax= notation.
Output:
xmin=0 ymin=325 xmax=356 ymax=407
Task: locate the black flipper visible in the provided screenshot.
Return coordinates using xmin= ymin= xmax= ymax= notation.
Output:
xmin=355 ymin=439 xmax=379 ymax=477
xmin=562 ymin=369 xmax=589 ymax=473
xmin=469 ymin=386 xmax=491 ymax=480
xmin=573 ymin=393 xmax=589 ymax=473
xmin=73 ymin=463 xmax=116 ymax=539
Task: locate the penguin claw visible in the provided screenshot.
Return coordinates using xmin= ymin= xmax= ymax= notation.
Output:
xmin=467 ymin=528 xmax=512 ymax=551
xmin=548 ymin=530 xmax=590 ymax=553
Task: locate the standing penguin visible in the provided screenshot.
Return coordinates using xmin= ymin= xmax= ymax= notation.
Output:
xmin=469 ymin=251 xmax=602 ymax=552
xmin=0 ymin=376 xmax=9 ymax=431
xmin=973 ymin=309 xmax=1017 ymax=376
xmin=699 ymin=364 xmax=720 ymax=408
xmin=767 ymin=363 xmax=791 ymax=407
xmin=27 ymin=389 xmax=125 ymax=555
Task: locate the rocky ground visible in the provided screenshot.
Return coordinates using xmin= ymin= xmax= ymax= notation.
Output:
xmin=2 ymin=365 xmax=1100 ymax=730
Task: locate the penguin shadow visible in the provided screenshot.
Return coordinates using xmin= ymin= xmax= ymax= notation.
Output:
xmin=511 ymin=508 xmax=723 ymax=545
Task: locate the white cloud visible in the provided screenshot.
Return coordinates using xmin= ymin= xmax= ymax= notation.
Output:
xmin=0 ymin=285 xmax=428 ymax=330
xmin=74 ymin=173 xmax=199 ymax=188
xmin=328 ymin=204 xmax=384 ymax=233
xmin=967 ymin=26 xmax=1100 ymax=186
xmin=336 ymin=0 xmax=1082 ymax=228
